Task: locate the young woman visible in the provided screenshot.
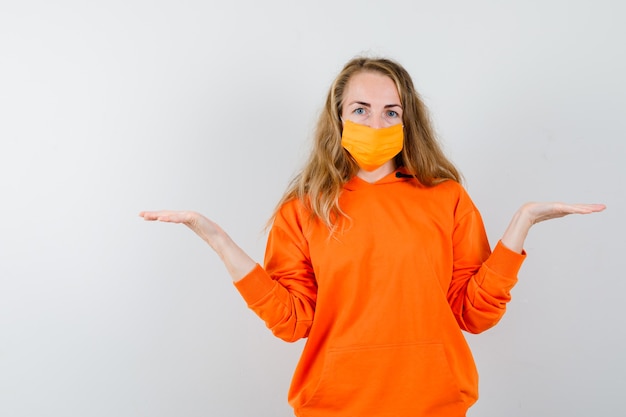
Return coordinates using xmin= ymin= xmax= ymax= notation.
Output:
xmin=140 ymin=57 xmax=605 ymax=416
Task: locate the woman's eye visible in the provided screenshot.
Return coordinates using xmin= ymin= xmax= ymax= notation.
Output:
xmin=354 ymin=108 xmax=366 ymax=115
xmin=386 ymin=110 xmax=399 ymax=118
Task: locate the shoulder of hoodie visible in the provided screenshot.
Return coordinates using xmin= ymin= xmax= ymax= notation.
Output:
xmin=405 ymin=177 xmax=474 ymax=202
xmin=272 ymin=197 xmax=310 ymax=231
xmin=400 ymin=178 xmax=480 ymax=222
xmin=429 ymin=178 xmax=481 ymax=218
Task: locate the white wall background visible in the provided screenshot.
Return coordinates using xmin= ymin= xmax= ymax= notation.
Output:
xmin=1 ymin=1 xmax=624 ymax=416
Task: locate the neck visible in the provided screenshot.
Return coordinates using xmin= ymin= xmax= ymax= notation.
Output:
xmin=356 ymin=161 xmax=396 ymax=183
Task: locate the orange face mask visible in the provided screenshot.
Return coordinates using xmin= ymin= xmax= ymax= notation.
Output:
xmin=341 ymin=120 xmax=404 ymax=171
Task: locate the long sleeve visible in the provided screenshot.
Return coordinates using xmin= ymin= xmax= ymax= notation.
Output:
xmin=234 ymin=201 xmax=317 ymax=342
xmin=447 ymin=199 xmax=527 ymax=334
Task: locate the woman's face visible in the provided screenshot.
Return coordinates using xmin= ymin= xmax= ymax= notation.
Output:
xmin=341 ymin=71 xmax=403 ymax=129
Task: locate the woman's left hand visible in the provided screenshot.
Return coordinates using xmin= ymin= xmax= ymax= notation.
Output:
xmin=521 ymin=202 xmax=606 ymax=225
xmin=500 ymin=202 xmax=606 ymax=253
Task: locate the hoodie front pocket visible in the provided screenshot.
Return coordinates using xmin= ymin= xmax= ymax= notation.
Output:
xmin=300 ymin=342 xmax=466 ymax=416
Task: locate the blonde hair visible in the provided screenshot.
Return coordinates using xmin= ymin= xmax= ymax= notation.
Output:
xmin=272 ymin=56 xmax=462 ymax=230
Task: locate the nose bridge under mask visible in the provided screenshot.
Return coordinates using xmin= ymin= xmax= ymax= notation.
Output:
xmin=341 ymin=120 xmax=404 ymax=172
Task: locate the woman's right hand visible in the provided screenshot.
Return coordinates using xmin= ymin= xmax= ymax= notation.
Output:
xmin=139 ymin=210 xmax=256 ymax=281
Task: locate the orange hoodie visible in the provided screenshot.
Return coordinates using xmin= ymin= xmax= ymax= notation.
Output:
xmin=235 ymin=169 xmax=526 ymax=417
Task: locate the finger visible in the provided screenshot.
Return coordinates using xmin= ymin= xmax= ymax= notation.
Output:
xmin=139 ymin=210 xmax=185 ymax=222
xmin=580 ymin=203 xmax=606 ymax=212
xmin=139 ymin=211 xmax=161 ymax=220
xmin=562 ymin=203 xmax=606 ymax=214
xmin=155 ymin=213 xmax=186 ymax=223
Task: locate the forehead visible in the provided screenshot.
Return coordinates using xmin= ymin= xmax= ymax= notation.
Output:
xmin=343 ymin=71 xmax=400 ymax=104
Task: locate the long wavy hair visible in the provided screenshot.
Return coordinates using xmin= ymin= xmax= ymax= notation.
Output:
xmin=271 ymin=56 xmax=462 ymax=231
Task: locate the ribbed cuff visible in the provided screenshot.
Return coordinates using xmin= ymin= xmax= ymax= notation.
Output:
xmin=233 ymin=263 xmax=276 ymax=306
xmin=485 ymin=240 xmax=527 ymax=277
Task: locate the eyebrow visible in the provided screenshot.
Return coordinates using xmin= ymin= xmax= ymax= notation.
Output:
xmin=349 ymin=101 xmax=403 ymax=109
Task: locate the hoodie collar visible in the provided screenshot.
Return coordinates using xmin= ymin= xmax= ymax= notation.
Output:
xmin=344 ymin=167 xmax=414 ymax=191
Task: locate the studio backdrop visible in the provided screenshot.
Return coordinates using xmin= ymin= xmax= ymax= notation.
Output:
xmin=0 ymin=1 xmax=624 ymax=416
